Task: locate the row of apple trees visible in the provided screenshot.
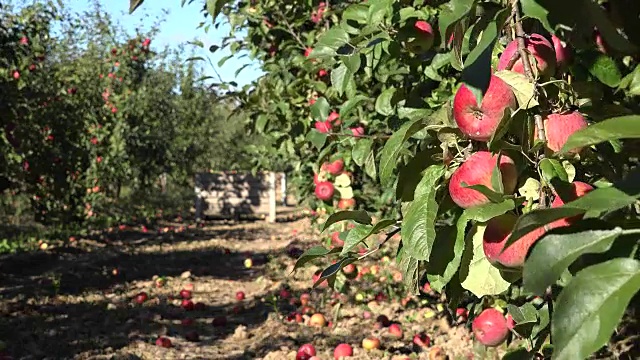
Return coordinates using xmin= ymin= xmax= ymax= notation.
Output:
xmin=131 ymin=0 xmax=640 ymax=358
xmin=0 ymin=1 xmax=251 ymax=232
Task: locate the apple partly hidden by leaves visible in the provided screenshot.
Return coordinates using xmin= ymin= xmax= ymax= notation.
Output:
xmin=536 ymin=111 xmax=589 ymax=154
xmin=331 ymin=231 xmax=345 ymax=246
xmin=483 ymin=212 xmax=547 ymax=268
xmin=333 ymin=343 xmax=353 ymax=359
xmin=453 ymin=75 xmax=517 ymax=141
xmin=314 ymin=121 xmax=331 ymax=133
xmin=408 ymin=20 xmax=435 ymax=53
xmin=498 ymin=33 xmax=557 ymax=78
xmin=472 ymin=308 xmax=509 ymax=347
xmin=315 ymin=181 xmax=334 ymax=201
xmin=448 ymin=151 xmax=518 ymax=209
xmin=550 ymin=181 xmax=594 ymax=225
xmin=551 ymin=34 xmax=572 ymax=73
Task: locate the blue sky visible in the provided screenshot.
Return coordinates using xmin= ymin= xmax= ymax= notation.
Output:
xmin=66 ymin=0 xmax=263 ymax=87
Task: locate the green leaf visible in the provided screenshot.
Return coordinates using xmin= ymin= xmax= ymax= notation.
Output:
xmin=341 ymin=219 xmax=397 ymax=256
xmin=311 ymin=97 xmax=330 ymax=121
xmin=560 ymin=115 xmax=640 ymax=154
xmin=379 ymin=119 xmax=425 ymax=187
xmin=461 ymin=184 xmax=506 ymax=203
xmin=364 ymin=150 xmax=377 ymax=179
xmin=218 ymin=54 xmax=233 ymax=67
xmin=585 ymin=54 xmax=622 ymax=87
xmin=293 ymin=246 xmax=342 ymax=271
xmin=314 ymin=257 xmax=357 ymax=288
xmin=401 ymin=165 xmax=447 ymax=260
xmin=306 ymin=130 xmax=327 ymax=149
xmin=129 ymin=0 xmax=144 ymax=13
xmin=552 ymin=258 xmax=640 ymax=360
xmin=494 ymin=70 xmax=538 ymax=109
xmin=507 ymin=303 xmax=538 ymax=325
xmin=438 ymin=0 xmax=477 ymax=45
xmin=459 ymin=224 xmax=511 ymax=297
xmin=368 ymin=0 xmax=393 ymax=26
xmin=539 ymin=158 xmax=569 ymax=183
xmin=340 ymin=95 xmax=369 ymax=118
xmin=343 ymin=4 xmax=369 ymax=24
xmin=520 ymin=0 xmax=552 ymax=32
xmin=523 ymin=227 xmax=624 ymax=295
xmin=331 ymin=64 xmax=352 ymax=96
xmin=375 ymin=87 xmax=397 ymax=116
xmin=205 ymin=0 xmax=232 ymax=23
xmin=396 ymin=148 xmax=439 ymax=201
xmin=317 ymin=28 xmax=350 ymax=50
xmin=352 ymin=139 xmax=373 ymax=167
xmin=343 ymin=54 xmax=361 ymax=74
xmin=398 ymin=249 xmax=421 ymax=295
xmin=322 ymin=210 xmax=373 ymax=232
xmin=428 ymin=199 xmax=516 ymax=292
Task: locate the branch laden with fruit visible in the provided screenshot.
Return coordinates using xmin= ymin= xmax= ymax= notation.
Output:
xmin=132 ymin=0 xmax=640 ymax=358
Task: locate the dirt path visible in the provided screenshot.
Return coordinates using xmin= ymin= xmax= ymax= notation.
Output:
xmin=0 ymin=214 xmax=473 ymax=360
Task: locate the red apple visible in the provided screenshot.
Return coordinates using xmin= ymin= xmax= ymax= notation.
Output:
xmin=337 ymin=198 xmax=356 ymax=209
xmin=304 ymin=48 xmax=313 ymax=57
xmin=185 ymin=330 xmax=200 ymax=342
xmin=351 ymin=126 xmax=365 ymax=137
xmin=537 ymin=111 xmax=588 ymax=154
xmin=212 ymin=316 xmax=227 ymax=327
xmin=135 ymin=292 xmax=148 ymax=304
xmin=448 ymin=151 xmax=518 ymax=209
xmin=331 ymin=231 xmax=345 ymax=247
xmin=334 ymin=343 xmax=353 ymax=359
xmin=362 ymin=336 xmax=381 ymax=350
xmin=155 ymin=336 xmax=172 ymax=348
xmin=279 ymin=288 xmax=292 ymax=299
xmin=453 ymin=75 xmax=517 ymax=141
xmin=309 ymin=313 xmax=326 ymax=327
xmin=324 ymin=159 xmax=344 ymax=175
xmin=315 ymin=181 xmax=334 ymax=201
xmin=314 ymin=121 xmax=331 ymax=133
xmin=456 ymin=307 xmax=468 ymax=321
xmin=388 ymin=323 xmax=403 ymax=339
xmin=413 ymin=333 xmax=431 ymax=348
xmin=409 ymin=20 xmax=435 ymax=53
xmin=236 ymin=291 xmax=245 ymax=301
xmin=472 ymin=308 xmax=509 ymax=347
xmin=551 ymin=34 xmax=572 ymax=73
xmin=296 ymin=344 xmax=317 ymax=360
xmin=180 ymin=289 xmax=192 ymax=299
xmin=498 ymin=33 xmax=557 ymax=78
xmin=550 ymin=181 xmax=594 ymax=225
xmin=312 ymin=269 xmax=328 ymax=288
xmin=327 ymin=111 xmax=340 ymax=125
xmin=182 ymin=299 xmax=195 ymax=311
xmin=483 ymin=213 xmax=547 ymax=268
xmin=300 ymin=293 xmax=311 ymax=306
xmin=506 ymin=314 xmax=516 ymax=330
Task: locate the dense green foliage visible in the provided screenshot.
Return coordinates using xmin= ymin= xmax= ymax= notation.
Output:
xmin=0 ymin=1 xmax=252 ymax=244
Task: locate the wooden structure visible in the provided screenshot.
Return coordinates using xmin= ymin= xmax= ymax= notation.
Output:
xmin=194 ymin=171 xmax=291 ymax=222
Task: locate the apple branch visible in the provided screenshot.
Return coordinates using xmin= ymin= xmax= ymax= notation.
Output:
xmin=275 ymin=9 xmax=306 ymax=49
xmin=511 ymin=0 xmax=546 ymax=145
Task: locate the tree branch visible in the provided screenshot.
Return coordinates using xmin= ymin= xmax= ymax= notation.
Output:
xmin=275 ymin=9 xmax=306 ymax=49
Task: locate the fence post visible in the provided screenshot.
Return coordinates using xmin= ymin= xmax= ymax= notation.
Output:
xmin=281 ymin=172 xmax=287 ymax=206
xmin=268 ymin=171 xmax=277 ymax=223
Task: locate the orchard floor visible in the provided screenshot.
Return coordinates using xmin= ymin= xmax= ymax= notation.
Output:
xmin=0 ymin=212 xmax=476 ymax=360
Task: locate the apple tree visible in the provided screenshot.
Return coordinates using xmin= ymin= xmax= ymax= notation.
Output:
xmin=131 ymin=0 xmax=640 ymax=358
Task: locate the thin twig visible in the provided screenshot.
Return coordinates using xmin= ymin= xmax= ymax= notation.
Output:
xmin=357 ymin=226 xmax=400 ymax=260
xmin=275 ymin=9 xmax=306 ymax=49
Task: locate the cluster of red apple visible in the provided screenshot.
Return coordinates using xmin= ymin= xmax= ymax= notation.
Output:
xmin=313 ymin=157 xmax=357 ymax=210
xmin=449 ymin=32 xmax=592 ymax=269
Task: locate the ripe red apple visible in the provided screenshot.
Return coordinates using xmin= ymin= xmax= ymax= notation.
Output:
xmin=279 ymin=288 xmax=291 ymax=299
xmin=300 ymin=293 xmax=311 ymax=306
xmin=362 ymin=336 xmax=381 ymax=350
xmin=236 ymin=291 xmax=245 ymax=301
xmin=498 ymin=33 xmax=557 ymax=78
xmin=413 ymin=333 xmax=431 ymax=348
xmin=409 ymin=20 xmax=435 ymax=53
xmin=135 ymin=292 xmax=148 ymax=304
xmin=212 ymin=316 xmax=227 ymax=327
xmin=185 ymin=330 xmax=200 ymax=342
xmin=323 ymin=159 xmax=344 ymax=175
xmin=180 ymin=289 xmax=192 ymax=299
xmin=453 ymin=75 xmax=517 ymax=141
xmin=315 ymin=181 xmax=334 ymax=201
xmin=155 ymin=336 xmax=172 ymax=348
xmin=550 ymin=181 xmax=594 ymax=225
xmin=388 ymin=323 xmax=403 ymax=339
xmin=537 ymin=111 xmax=588 ymax=154
xmin=449 ymin=151 xmax=518 ymax=209
xmin=309 ymin=313 xmax=326 ymax=327
xmin=334 ymin=343 xmax=353 ymax=359
xmin=182 ymin=299 xmax=195 ymax=311
xmin=551 ymin=34 xmax=572 ymax=73
xmin=331 ymin=231 xmax=345 ymax=246
xmin=314 ymin=121 xmax=331 ymax=133
xmin=351 ymin=126 xmax=365 ymax=137
xmin=296 ymin=343 xmax=317 ymax=360
xmin=472 ymin=308 xmax=509 ymax=347
xmin=483 ymin=213 xmax=547 ymax=268
xmin=337 ymin=198 xmax=356 ymax=209
xmin=327 ymin=111 xmax=340 ymax=125
xmin=506 ymin=314 xmax=516 ymax=330
xmin=304 ymin=48 xmax=313 ymax=57
xmin=456 ymin=307 xmax=468 ymax=321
